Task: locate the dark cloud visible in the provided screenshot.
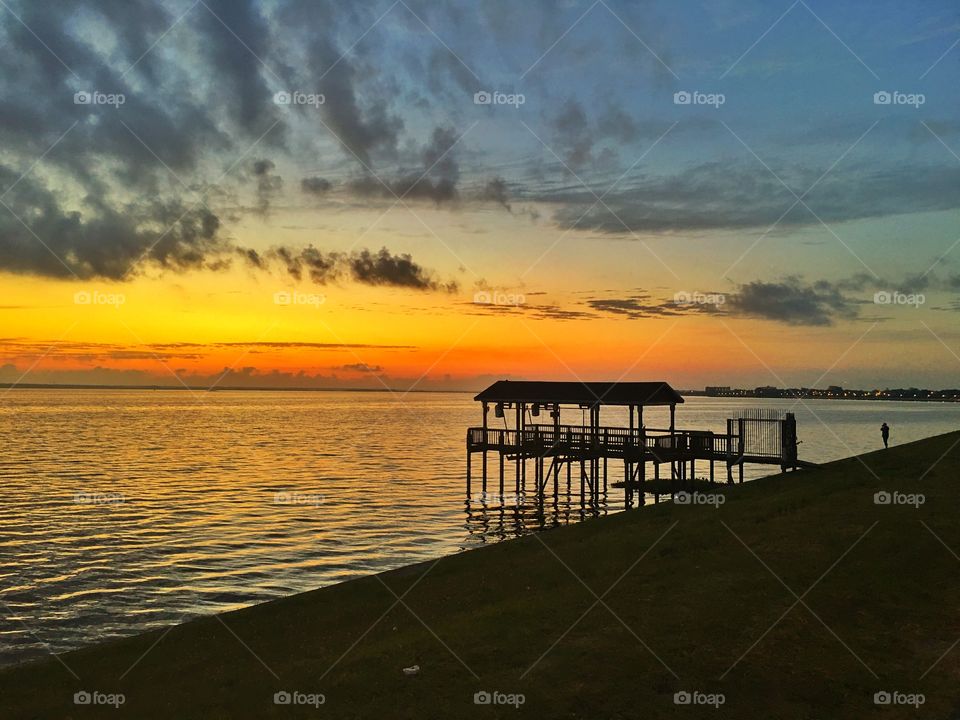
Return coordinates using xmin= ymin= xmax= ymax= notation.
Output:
xmin=284 ymin=3 xmax=403 ymax=167
xmin=343 ymin=126 xmax=462 ymax=204
xmin=725 ymin=278 xmax=858 ymax=326
xmin=551 ymin=160 xmax=960 ymax=233
xmin=551 ymin=99 xmax=593 ymax=168
xmin=337 ymin=363 xmax=383 ymax=373
xmin=301 ymin=177 xmax=333 ymax=195
xmin=0 ymin=166 xmax=228 ymax=280
xmin=349 ymin=247 xmax=458 ymax=292
xmin=480 ymin=178 xmax=511 ymax=211
xmin=582 ymin=276 xmax=907 ymax=326
xmin=196 ymin=0 xmax=281 ymax=138
xmin=465 ymin=300 xmax=595 ymax=321
xmin=587 ymin=296 xmax=690 ymax=318
xmin=250 ymin=159 xmax=283 ymax=216
xmin=268 ymin=245 xmax=457 ymax=292
xmin=346 ymin=174 xmax=457 ymax=204
xmin=267 ymin=246 xmax=342 ymax=284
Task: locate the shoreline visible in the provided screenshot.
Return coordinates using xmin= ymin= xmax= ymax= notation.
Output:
xmin=2 ymin=431 xmax=959 ymax=717
xmin=2 ymin=383 xmax=958 ymax=403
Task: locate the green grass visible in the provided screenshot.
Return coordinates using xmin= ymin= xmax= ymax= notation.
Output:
xmin=3 ymin=432 xmax=960 ymax=719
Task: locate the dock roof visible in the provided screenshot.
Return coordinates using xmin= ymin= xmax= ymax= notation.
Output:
xmin=474 ymin=380 xmax=684 ymax=407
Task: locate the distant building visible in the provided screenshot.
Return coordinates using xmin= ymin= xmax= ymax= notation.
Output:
xmin=705 ymin=386 xmax=731 ymax=396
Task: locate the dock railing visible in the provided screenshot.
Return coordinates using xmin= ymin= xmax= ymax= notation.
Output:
xmin=467 ymin=424 xmax=745 ymax=461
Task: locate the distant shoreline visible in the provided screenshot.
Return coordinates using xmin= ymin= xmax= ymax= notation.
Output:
xmin=0 ymin=383 xmax=473 ymax=394
xmin=2 ymin=383 xmax=958 ymax=402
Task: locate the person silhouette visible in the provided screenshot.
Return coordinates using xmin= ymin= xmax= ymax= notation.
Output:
xmin=880 ymin=422 xmax=890 ymax=448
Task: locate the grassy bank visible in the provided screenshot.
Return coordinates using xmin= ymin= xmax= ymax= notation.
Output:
xmin=3 ymin=432 xmax=960 ymax=719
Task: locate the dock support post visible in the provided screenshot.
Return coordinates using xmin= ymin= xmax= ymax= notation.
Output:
xmin=623 ymin=460 xmax=631 ymax=509
xmin=466 ymin=449 xmax=471 ymax=499
xmin=553 ymin=455 xmax=559 ymax=502
xmin=499 ymin=441 xmax=505 ymax=498
xmin=580 ymin=459 xmax=585 ymax=503
xmin=626 ymin=405 xmax=633 ymax=508
xmin=710 ymin=457 xmax=714 ymax=485
xmin=603 ymin=427 xmax=608 ymax=497
xmin=520 ymin=403 xmax=526 ymax=492
xmin=739 ymin=461 xmax=744 ymax=484
xmin=515 ymin=403 xmax=521 ymax=497
xmin=481 ymin=402 xmax=488 ymax=494
xmin=654 ymin=460 xmax=660 ymax=503
xmin=537 ymin=455 xmax=544 ymax=506
xmin=639 ymin=450 xmax=646 ymax=506
xmin=669 ymin=402 xmax=676 ymax=488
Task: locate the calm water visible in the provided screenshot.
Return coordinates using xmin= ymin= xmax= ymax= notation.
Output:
xmin=1 ymin=389 xmax=958 ymax=665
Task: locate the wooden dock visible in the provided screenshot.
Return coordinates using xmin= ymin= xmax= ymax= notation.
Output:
xmin=465 ymin=381 xmax=811 ymax=509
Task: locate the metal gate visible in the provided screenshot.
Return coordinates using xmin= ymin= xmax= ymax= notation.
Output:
xmin=727 ymin=409 xmax=797 ymax=468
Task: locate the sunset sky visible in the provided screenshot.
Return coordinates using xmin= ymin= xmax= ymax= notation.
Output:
xmin=1 ymin=0 xmax=958 ymax=390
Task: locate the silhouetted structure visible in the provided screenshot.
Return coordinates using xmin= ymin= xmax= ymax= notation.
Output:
xmin=466 ymin=380 xmax=809 ymax=510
